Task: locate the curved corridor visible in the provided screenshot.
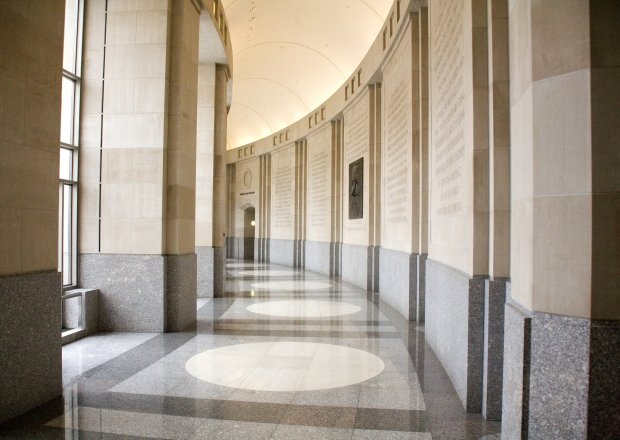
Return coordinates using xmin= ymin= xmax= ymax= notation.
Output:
xmin=0 ymin=261 xmax=499 ymax=439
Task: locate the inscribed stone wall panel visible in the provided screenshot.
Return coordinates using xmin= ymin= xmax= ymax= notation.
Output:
xmin=270 ymin=145 xmax=296 ymax=240
xmin=343 ymin=89 xmax=371 ymax=246
xmin=382 ymin=21 xmax=414 ymax=254
xmin=306 ymin=124 xmax=332 ymax=242
xmin=429 ymin=0 xmax=475 ymax=275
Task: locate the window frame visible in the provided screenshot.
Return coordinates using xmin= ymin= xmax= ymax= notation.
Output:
xmin=59 ymin=0 xmax=84 ymax=291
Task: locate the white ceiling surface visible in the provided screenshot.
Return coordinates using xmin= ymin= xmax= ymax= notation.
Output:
xmin=222 ymin=0 xmax=394 ymax=149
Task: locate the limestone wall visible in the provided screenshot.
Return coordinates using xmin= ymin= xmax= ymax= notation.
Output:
xmin=0 ymin=1 xmax=64 ymax=275
xmin=306 ymin=124 xmax=332 ymax=243
xmin=342 ymin=89 xmax=372 ymax=247
xmin=381 ymin=20 xmax=414 ymax=254
xmin=508 ymin=0 xmax=619 ymax=319
xmin=196 ymin=63 xmax=216 ymax=247
xmin=270 ymin=144 xmax=296 ymax=240
xmin=428 ymin=0 xmax=489 ymax=277
xmin=0 ymin=0 xmax=64 ymax=424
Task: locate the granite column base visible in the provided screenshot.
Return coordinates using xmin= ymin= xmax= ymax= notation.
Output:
xmin=269 ymin=238 xmax=295 ymax=267
xmin=79 ymin=253 xmax=197 ymax=332
xmin=341 ymin=243 xmax=380 ymax=292
xmin=482 ymin=278 xmax=507 ymax=421
xmin=425 ymin=259 xmax=485 ymax=412
xmin=415 ymin=254 xmax=427 ymax=323
xmin=305 ymin=240 xmax=331 ymax=276
xmin=0 ymin=270 xmax=62 ymax=424
xmin=378 ymin=248 xmax=416 ymax=320
xmin=294 ymin=239 xmax=305 ymax=268
xmin=502 ymin=303 xmax=620 ymax=439
xmin=257 ymin=237 xmax=270 ymax=262
xmin=165 ymin=254 xmax=197 ymax=331
xmin=330 ymin=242 xmax=342 ymax=277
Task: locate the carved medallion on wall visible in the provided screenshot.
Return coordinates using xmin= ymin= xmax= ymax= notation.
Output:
xmin=348 ymin=157 xmax=363 ymax=219
xmin=243 ymin=169 xmax=252 ymax=188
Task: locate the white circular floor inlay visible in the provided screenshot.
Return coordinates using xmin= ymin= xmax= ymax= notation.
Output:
xmin=185 ymin=342 xmax=385 ymax=392
xmin=247 ymin=300 xmax=361 ymax=318
xmin=238 ymin=270 xmax=298 ymax=277
xmin=251 ymin=280 xmax=332 ymax=291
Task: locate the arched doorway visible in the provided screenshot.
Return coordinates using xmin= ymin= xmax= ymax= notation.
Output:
xmin=243 ymin=206 xmax=255 ymax=260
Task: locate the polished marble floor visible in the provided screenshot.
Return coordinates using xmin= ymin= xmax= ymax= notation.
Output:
xmin=0 ymin=260 xmax=501 ymax=439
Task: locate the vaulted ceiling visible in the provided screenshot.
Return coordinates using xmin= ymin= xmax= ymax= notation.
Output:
xmin=222 ymin=0 xmax=394 ymax=149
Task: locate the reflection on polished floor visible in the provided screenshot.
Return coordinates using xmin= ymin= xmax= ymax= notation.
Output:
xmin=0 ymin=261 xmax=501 ymax=439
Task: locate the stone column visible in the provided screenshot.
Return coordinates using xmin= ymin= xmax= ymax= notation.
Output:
xmin=0 ymin=0 xmax=64 ymax=423
xmin=502 ymin=1 xmax=620 ymax=438
xmin=211 ymin=63 xmax=229 ymax=296
xmin=482 ymin=0 xmax=510 ymax=422
xmin=79 ymin=0 xmax=200 ymax=332
xmin=195 ymin=62 xmax=216 ymax=297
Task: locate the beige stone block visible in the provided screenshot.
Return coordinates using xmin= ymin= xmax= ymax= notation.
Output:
xmin=532 ymin=69 xmax=591 ymax=196
xmin=133 ymin=78 xmax=166 ymax=113
xmin=196 ymin=153 xmax=214 ymax=176
xmin=590 ymin=1 xmax=620 ymax=68
xmin=508 ymin=0 xmax=532 ymax=103
xmin=132 ymin=149 xmax=164 ymax=183
xmin=83 ymin=48 xmax=105 ymax=79
xmin=472 ymin=27 xmax=489 ymax=89
xmin=490 ymin=16 xmax=509 ymax=82
xmin=473 ymin=210 xmax=490 ymax=275
xmin=166 ymin=185 xmax=196 ymax=220
xmin=591 ymin=67 xmax=620 ymax=193
xmin=510 ymin=197 xmax=533 ymax=310
xmin=21 ymin=208 xmax=58 ymax=273
xmin=101 ymin=183 xmax=132 ymax=219
xmin=106 ymin=11 xmax=137 ymax=45
xmin=491 ymin=81 xmax=510 ymax=147
xmin=28 ymin=0 xmax=65 ymax=40
xmin=490 ymin=209 xmax=511 ymax=278
xmin=103 ymin=79 xmax=135 ymax=113
xmin=78 ymin=218 xmax=100 ymax=254
xmin=0 ymin=76 xmax=25 ymax=145
xmin=0 ymin=209 xmax=22 ymax=275
xmin=102 ymin=113 xmax=165 ymax=149
xmin=81 ymin=79 xmax=103 ymax=115
xmin=79 ymin=149 xmax=101 ymax=183
xmin=130 ymin=219 xmax=162 ymax=254
xmin=78 ymin=181 xmax=100 ymax=219
xmin=105 ymin=44 xmax=167 ymax=79
xmin=136 ymin=9 xmax=168 ymax=44
xmin=531 ymin=0 xmax=590 ymax=81
xmin=102 ymin=148 xmax=133 ymax=184
xmin=130 ymin=183 xmax=163 ymax=219
xmin=195 ymin=219 xmax=213 ymax=247
xmin=100 ymin=219 xmax=131 ymax=254
xmin=167 ymin=149 xmax=196 ymax=189
xmin=107 ymin=0 xmax=138 ymax=12
xmin=491 ymin=145 xmax=511 ymax=212
xmin=591 ymin=191 xmax=620 ymax=319
xmin=510 ymin=86 xmax=533 ymax=203
xmin=165 ymin=218 xmax=195 ymax=255
xmin=0 ymin=143 xmax=58 ymax=211
xmin=83 ymin=1 xmax=106 ymax=47
xmin=25 ymin=80 xmax=62 ymax=152
xmin=138 ymin=0 xmax=169 ymax=11
xmin=473 ymin=144 xmax=490 ymax=215
xmin=80 ymin=114 xmax=102 ymax=149
xmin=532 ymin=194 xmax=592 ymax=317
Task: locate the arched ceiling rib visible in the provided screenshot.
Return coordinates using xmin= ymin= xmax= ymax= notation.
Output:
xmin=222 ymin=0 xmax=394 ymax=149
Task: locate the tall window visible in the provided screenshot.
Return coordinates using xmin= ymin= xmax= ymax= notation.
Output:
xmin=60 ymin=0 xmax=83 ymax=288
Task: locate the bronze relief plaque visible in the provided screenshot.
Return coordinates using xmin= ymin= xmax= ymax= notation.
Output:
xmin=348 ymin=157 xmax=363 ymax=219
